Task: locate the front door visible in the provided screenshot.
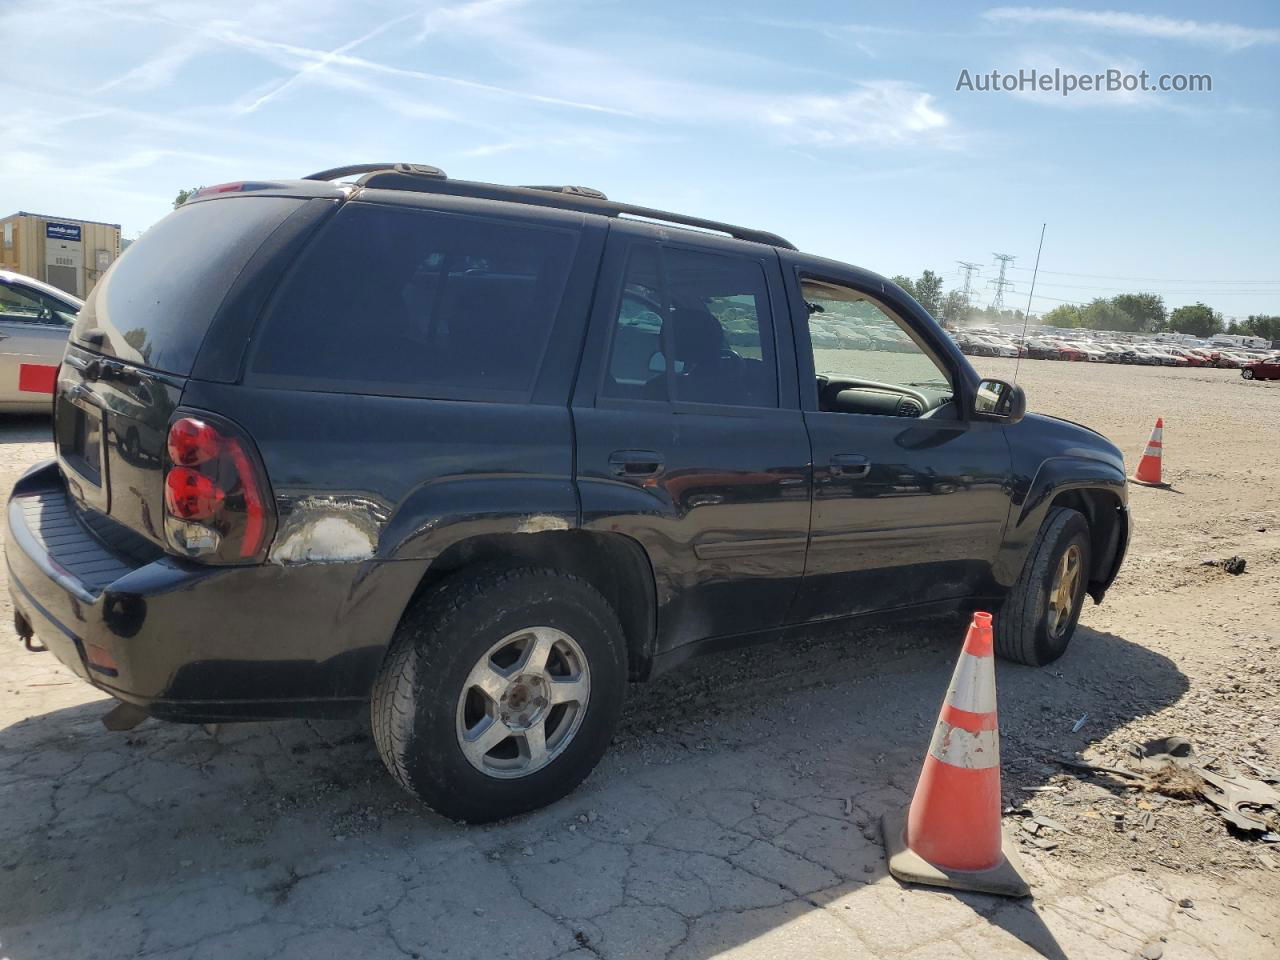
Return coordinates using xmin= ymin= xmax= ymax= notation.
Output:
xmin=573 ymin=224 xmax=812 ymax=654
xmin=785 ymin=267 xmax=1014 ymax=622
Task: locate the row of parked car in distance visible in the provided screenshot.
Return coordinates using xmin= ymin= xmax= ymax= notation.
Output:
xmin=951 ymin=330 xmax=1278 ymax=373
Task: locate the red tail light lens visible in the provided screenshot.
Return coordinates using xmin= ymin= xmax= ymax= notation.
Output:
xmin=167 ymin=418 xmax=220 ymax=466
xmin=165 ymin=467 xmax=224 ymax=519
xmin=163 ymin=414 xmax=274 ymax=563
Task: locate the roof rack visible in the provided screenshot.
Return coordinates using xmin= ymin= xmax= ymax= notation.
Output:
xmin=301 ymin=163 xmax=795 ymax=249
xmin=304 ymin=162 xmax=445 ymax=182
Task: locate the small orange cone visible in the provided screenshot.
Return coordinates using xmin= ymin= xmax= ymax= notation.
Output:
xmin=881 ymin=612 xmax=1030 ymax=897
xmin=1130 ymin=418 xmax=1170 ymax=488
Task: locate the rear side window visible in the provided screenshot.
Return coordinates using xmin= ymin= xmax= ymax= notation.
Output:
xmin=602 ymin=243 xmax=778 ymax=408
xmin=72 ymin=197 xmax=303 ymax=374
xmin=247 ymin=203 xmax=578 ymax=399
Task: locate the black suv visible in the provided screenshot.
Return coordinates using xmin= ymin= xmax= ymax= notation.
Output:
xmin=6 ymin=164 xmax=1129 ymax=821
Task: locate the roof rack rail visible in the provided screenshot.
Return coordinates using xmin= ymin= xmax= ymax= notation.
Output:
xmin=304 ymin=162 xmax=446 ymax=182
xmin=301 ymin=162 xmax=794 ymax=249
xmin=521 ymin=184 xmax=609 ymax=200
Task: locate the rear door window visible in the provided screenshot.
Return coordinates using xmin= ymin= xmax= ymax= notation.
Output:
xmin=247 ymin=203 xmax=578 ymax=400
xmin=72 ymin=197 xmax=303 ymax=374
xmin=601 ymin=243 xmax=778 ymax=408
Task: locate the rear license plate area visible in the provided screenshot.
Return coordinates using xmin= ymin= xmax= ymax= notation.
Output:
xmin=56 ymin=396 xmax=106 ymax=497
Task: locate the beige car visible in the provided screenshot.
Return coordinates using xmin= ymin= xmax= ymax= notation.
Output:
xmin=0 ymin=270 xmax=81 ymax=412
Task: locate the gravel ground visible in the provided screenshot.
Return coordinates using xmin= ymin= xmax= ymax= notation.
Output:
xmin=1 ymin=358 xmax=1277 ymax=960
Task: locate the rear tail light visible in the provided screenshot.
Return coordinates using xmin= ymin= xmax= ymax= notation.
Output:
xmin=162 ymin=413 xmax=275 ymax=563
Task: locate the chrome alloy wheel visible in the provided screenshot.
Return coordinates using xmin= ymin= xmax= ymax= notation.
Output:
xmin=1047 ymin=544 xmax=1083 ymax=640
xmin=455 ymin=627 xmax=591 ymax=779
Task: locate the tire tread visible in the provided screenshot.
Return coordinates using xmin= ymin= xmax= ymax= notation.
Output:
xmin=995 ymin=507 xmax=1089 ymax=666
xmin=370 ymin=564 xmax=622 ymax=814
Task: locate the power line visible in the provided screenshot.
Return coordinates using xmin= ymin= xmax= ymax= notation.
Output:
xmin=987 ymin=253 xmax=1016 ymax=309
xmin=1031 ymin=280 xmax=1280 ymax=294
xmin=1008 ymin=265 xmax=1279 ymax=284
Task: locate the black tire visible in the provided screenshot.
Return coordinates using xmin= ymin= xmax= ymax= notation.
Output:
xmin=1242 ymin=369 xmax=1254 ymax=380
xmin=371 ymin=566 xmax=627 ymax=822
xmin=995 ymin=507 xmax=1091 ymax=667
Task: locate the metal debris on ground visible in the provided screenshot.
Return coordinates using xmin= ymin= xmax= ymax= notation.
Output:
xmin=1201 ymin=555 xmax=1247 ymax=575
xmin=1054 ymin=737 xmax=1280 ymax=842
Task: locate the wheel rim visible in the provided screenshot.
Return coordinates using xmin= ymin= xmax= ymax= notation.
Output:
xmin=455 ymin=627 xmax=590 ymax=780
xmin=1047 ymin=544 xmax=1082 ymax=640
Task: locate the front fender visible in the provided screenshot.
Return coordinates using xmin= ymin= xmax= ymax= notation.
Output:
xmin=993 ymin=455 xmax=1128 ymax=589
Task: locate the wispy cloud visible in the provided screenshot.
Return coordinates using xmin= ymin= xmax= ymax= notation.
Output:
xmin=1000 ymin=46 xmax=1157 ymax=110
xmin=236 ymin=12 xmax=420 ymax=114
xmin=211 ymin=27 xmax=633 ymax=117
xmin=99 ymin=37 xmax=206 ymax=93
xmin=983 ymin=7 xmax=1280 ymax=50
xmin=762 ymin=82 xmax=951 ymax=146
xmin=415 ymin=0 xmax=534 ymax=42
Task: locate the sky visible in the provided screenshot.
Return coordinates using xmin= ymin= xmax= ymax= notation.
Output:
xmin=2 ymin=1 xmax=1277 ymax=318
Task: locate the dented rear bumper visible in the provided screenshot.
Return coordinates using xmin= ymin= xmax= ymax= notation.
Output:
xmin=5 ymin=461 xmax=420 ymax=722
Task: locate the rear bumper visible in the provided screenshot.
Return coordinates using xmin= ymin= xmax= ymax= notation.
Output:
xmin=5 ymin=461 xmax=418 ymax=722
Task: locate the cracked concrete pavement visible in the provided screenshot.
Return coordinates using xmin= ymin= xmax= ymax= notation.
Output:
xmin=3 ymin=359 xmax=1280 ymax=959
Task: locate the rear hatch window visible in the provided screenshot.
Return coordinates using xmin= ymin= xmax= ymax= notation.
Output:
xmin=245 ymin=202 xmax=578 ymax=401
xmin=72 ymin=196 xmax=304 ymax=375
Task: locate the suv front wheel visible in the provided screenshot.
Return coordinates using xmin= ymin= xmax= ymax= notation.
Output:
xmin=995 ymin=507 xmax=1092 ymax=666
xmin=371 ymin=566 xmax=627 ymax=822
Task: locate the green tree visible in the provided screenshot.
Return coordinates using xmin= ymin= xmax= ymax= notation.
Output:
xmin=1168 ymin=302 xmax=1223 ymax=338
xmin=1042 ymin=304 xmax=1084 ymax=327
xmin=913 ymin=270 xmax=945 ymax=317
xmin=1243 ymin=314 xmax=1280 ymax=341
xmin=1081 ymin=297 xmax=1136 ymax=331
xmin=1110 ymin=292 xmax=1166 ymax=332
xmin=173 ymin=186 xmax=204 ymax=208
xmin=890 ymin=275 xmax=916 ymax=299
xmin=940 ymin=290 xmax=969 ymax=323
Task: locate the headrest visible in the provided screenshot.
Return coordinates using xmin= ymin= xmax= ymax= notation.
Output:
xmin=669 ymin=308 xmax=723 ymax=364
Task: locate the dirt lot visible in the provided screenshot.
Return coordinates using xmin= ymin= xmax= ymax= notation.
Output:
xmin=1 ymin=359 xmax=1277 ymax=960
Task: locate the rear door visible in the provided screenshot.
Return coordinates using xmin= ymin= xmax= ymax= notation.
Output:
xmin=56 ymin=195 xmax=320 ymax=540
xmin=0 ymin=279 xmax=76 ymax=404
xmin=573 ymin=223 xmax=812 ymax=656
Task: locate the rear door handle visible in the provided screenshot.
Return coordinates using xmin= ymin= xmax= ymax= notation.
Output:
xmin=830 ymin=454 xmax=871 ymax=479
xmin=609 ymin=450 xmax=664 ymax=479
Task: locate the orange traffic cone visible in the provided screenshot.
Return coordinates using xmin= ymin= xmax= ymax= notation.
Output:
xmin=1130 ymin=418 xmax=1170 ymax=487
xmin=881 ymin=612 xmax=1030 ymax=897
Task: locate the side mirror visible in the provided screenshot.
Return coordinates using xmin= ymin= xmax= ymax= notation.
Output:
xmin=973 ymin=378 xmax=1026 ymax=424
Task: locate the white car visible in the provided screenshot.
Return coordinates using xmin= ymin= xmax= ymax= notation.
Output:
xmin=975 ymin=335 xmax=1019 ymax=357
xmin=0 ymin=270 xmax=81 ymax=412
xmin=1075 ymin=343 xmax=1107 ymax=361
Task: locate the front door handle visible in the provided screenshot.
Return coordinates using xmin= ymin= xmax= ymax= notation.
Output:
xmin=830 ymin=454 xmax=871 ymax=479
xmin=609 ymin=450 xmax=664 ymax=479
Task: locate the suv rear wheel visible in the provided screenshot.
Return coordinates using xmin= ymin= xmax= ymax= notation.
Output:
xmin=995 ymin=507 xmax=1091 ymax=666
xmin=371 ymin=566 xmax=627 ymax=822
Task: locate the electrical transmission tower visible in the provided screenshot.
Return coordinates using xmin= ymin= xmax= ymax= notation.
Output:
xmin=988 ymin=253 xmax=1016 ymax=309
xmin=957 ymin=261 xmax=982 ymax=310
